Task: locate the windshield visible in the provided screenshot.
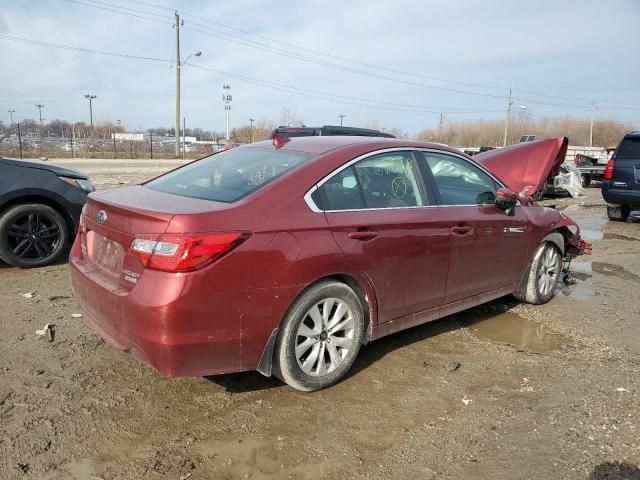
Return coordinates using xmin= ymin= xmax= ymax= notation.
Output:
xmin=146 ymin=147 xmax=313 ymax=202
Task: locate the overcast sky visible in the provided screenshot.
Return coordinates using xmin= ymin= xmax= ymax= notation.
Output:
xmin=1 ymin=0 xmax=639 ymax=135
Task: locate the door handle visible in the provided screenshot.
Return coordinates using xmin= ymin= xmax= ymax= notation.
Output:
xmin=450 ymin=225 xmax=472 ymax=235
xmin=348 ymin=230 xmax=378 ymax=240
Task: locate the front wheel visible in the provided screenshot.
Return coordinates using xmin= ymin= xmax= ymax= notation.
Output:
xmin=273 ymin=281 xmax=364 ymax=391
xmin=513 ymin=242 xmax=563 ymax=305
xmin=0 ymin=204 xmax=68 ymax=268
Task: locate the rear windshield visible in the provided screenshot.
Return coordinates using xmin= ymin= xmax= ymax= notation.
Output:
xmin=617 ymin=136 xmax=640 ymax=160
xmin=146 ymin=147 xmax=313 ymax=202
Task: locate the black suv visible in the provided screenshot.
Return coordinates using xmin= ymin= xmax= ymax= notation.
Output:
xmin=0 ymin=157 xmax=94 ymax=267
xmin=602 ymin=132 xmax=640 ymax=221
xmin=272 ymin=125 xmax=395 ymax=138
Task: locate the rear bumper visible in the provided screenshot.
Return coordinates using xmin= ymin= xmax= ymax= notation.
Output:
xmin=601 ymin=183 xmax=640 ymax=206
xmin=69 ymin=238 xmax=298 ymax=377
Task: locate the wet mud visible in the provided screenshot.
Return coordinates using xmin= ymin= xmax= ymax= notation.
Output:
xmin=1 ymin=168 xmax=639 ymax=479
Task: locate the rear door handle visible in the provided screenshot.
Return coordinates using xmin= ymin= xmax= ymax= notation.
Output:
xmin=450 ymin=225 xmax=472 ymax=235
xmin=348 ymin=230 xmax=379 ymax=240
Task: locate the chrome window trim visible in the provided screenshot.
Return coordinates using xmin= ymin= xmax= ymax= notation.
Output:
xmin=303 ymin=147 xmax=507 ymax=213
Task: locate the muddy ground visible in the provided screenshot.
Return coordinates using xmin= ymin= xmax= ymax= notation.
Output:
xmin=1 ymin=159 xmax=639 ymax=480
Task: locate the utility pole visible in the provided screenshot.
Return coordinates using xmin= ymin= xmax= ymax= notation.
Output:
xmin=175 ymin=11 xmax=181 ymax=158
xmin=249 ymin=118 xmax=255 ymax=142
xmin=438 ymin=112 xmax=444 ymax=130
xmin=589 ymin=100 xmax=597 ymax=147
xmin=35 ymin=104 xmax=45 ymax=154
xmin=8 ymin=110 xmax=15 ymax=130
xmin=183 ymin=117 xmax=186 ymax=158
xmin=502 ymin=89 xmax=513 ymax=147
xmin=17 ymin=122 xmax=23 ymax=159
xmin=222 ymin=84 xmax=232 ymax=141
xmin=338 ymin=114 xmax=346 ymax=126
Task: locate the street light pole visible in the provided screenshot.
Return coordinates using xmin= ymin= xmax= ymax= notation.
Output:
xmin=8 ymin=110 xmax=15 ymax=128
xmin=249 ymin=118 xmax=255 ymax=142
xmin=222 ymin=84 xmax=232 ymax=141
xmin=175 ymin=11 xmax=181 ymax=158
xmin=35 ymin=104 xmax=45 ymax=153
xmin=84 ymin=94 xmax=96 ymax=134
xmin=338 ymin=114 xmax=346 ymax=126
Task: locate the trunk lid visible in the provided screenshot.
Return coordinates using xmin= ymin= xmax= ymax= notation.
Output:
xmin=474 ymin=137 xmax=568 ymax=196
xmin=80 ymin=186 xmax=227 ymax=289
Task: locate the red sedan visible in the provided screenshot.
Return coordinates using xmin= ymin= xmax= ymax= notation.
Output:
xmin=70 ymin=136 xmax=588 ymax=391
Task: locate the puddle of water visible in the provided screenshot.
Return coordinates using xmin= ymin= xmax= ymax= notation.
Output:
xmin=562 ymin=205 xmax=608 ymax=241
xmin=461 ymin=310 xmax=570 ymax=353
xmin=592 ymin=262 xmax=640 ymax=282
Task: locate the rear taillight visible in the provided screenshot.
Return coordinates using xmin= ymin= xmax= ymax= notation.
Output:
xmin=603 ymin=158 xmax=615 ymax=180
xmin=129 ymin=232 xmax=250 ymax=272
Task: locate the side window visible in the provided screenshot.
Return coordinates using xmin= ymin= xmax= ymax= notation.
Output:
xmin=353 ymin=152 xmax=426 ymax=208
xmin=423 ymin=152 xmax=498 ymax=205
xmin=319 ymin=167 xmax=364 ymax=211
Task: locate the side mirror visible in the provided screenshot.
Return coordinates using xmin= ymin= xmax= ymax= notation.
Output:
xmin=495 ymin=187 xmax=518 ymax=216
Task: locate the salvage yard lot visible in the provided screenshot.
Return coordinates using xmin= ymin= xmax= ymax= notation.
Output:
xmin=1 ymin=158 xmax=639 ymax=479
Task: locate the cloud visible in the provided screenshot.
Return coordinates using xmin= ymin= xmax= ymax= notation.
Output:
xmin=1 ymin=0 xmax=638 ymax=134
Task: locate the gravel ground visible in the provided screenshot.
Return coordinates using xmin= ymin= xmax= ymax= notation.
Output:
xmin=0 ymin=159 xmax=638 ymax=480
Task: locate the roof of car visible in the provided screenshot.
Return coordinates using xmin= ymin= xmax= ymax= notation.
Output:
xmin=245 ymin=135 xmax=460 ymax=156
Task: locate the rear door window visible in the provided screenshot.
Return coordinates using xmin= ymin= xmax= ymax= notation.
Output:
xmin=617 ymin=137 xmax=640 ymax=161
xmin=354 ymin=152 xmax=427 ymax=208
xmin=146 ymin=147 xmax=313 ymax=202
xmin=317 ymin=151 xmax=428 ymax=211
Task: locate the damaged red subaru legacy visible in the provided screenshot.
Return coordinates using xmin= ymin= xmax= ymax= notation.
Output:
xmin=70 ymin=136 xmax=589 ymax=391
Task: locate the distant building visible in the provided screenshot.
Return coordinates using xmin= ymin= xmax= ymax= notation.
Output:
xmin=112 ymin=133 xmax=144 ymax=141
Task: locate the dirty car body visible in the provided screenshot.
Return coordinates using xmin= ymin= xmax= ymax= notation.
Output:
xmin=69 ymin=136 xmax=587 ymax=390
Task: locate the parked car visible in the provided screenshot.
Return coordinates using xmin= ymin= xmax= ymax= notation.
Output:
xmin=601 ymin=132 xmax=640 ymax=221
xmin=272 ymin=125 xmax=394 ymax=138
xmin=70 ymin=136 xmax=587 ymax=391
xmin=0 ymin=157 xmax=94 ymax=267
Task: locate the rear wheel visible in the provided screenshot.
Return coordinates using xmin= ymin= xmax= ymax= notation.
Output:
xmin=513 ymin=242 xmax=562 ymax=305
xmin=606 ymin=204 xmax=630 ymax=222
xmin=0 ymin=204 xmax=68 ymax=268
xmin=273 ymin=281 xmax=364 ymax=391
xmin=581 ymin=174 xmax=591 ymax=188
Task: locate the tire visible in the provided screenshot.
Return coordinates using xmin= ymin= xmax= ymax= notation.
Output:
xmin=581 ymin=174 xmax=591 ymax=188
xmin=513 ymin=242 xmax=562 ymax=305
xmin=0 ymin=204 xmax=69 ymax=268
xmin=606 ymin=204 xmax=630 ymax=222
xmin=273 ymin=280 xmax=365 ymax=391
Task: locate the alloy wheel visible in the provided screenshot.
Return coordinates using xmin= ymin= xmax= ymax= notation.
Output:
xmin=536 ymin=247 xmax=560 ymax=296
xmin=295 ymin=297 xmax=355 ymax=377
xmin=7 ymin=212 xmax=62 ymax=262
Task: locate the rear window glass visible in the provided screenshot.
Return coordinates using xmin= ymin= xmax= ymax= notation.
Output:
xmin=146 ymin=147 xmax=313 ymax=202
xmin=617 ymin=137 xmax=640 ymax=160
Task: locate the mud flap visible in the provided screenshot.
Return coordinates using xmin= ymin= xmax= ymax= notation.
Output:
xmin=256 ymin=328 xmax=279 ymax=377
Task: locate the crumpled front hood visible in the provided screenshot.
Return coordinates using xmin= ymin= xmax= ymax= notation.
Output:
xmin=474 ymin=137 xmax=568 ymax=196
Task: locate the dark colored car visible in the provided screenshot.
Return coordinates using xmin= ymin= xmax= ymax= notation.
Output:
xmin=0 ymin=157 xmax=94 ymax=267
xmin=272 ymin=125 xmax=394 ymax=139
xmin=70 ymin=136 xmax=587 ymax=391
xmin=602 ymin=132 xmax=640 ymax=221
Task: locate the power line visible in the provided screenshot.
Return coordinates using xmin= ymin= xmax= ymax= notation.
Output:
xmin=1 ymin=33 xmax=502 ymax=116
xmin=118 ymin=0 xmax=640 ymax=109
xmin=62 ymin=0 xmax=172 ymax=25
xmin=0 ymin=34 xmax=170 ymax=61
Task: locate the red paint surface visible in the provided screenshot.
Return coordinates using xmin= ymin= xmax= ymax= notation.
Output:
xmin=70 ymin=137 xmax=585 ymax=377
